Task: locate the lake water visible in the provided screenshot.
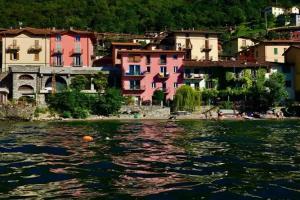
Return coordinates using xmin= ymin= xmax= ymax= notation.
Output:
xmin=0 ymin=120 xmax=300 ymax=199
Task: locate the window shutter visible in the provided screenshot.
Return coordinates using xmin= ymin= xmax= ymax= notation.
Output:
xmin=16 ymin=52 xmax=19 ymax=60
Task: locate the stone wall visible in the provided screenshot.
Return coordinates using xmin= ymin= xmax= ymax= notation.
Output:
xmin=0 ymin=103 xmax=36 ymax=121
xmin=120 ymin=105 xmax=171 ymax=119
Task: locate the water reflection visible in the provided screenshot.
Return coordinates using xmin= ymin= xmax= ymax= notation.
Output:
xmin=0 ymin=120 xmax=300 ymax=199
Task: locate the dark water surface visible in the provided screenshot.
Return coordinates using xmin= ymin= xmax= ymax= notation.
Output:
xmin=0 ymin=120 xmax=300 ymax=199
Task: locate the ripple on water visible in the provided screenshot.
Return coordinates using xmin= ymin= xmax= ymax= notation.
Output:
xmin=0 ymin=120 xmax=300 ymax=199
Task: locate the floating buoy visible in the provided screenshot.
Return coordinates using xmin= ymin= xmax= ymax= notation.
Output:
xmin=83 ymin=136 xmax=94 ymax=142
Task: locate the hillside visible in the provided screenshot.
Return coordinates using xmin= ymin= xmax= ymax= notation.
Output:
xmin=0 ymin=0 xmax=299 ymax=34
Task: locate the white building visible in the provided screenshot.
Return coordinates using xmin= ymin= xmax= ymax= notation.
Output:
xmin=265 ymin=6 xmax=285 ymax=17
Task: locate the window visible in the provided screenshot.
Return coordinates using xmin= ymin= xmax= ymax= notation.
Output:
xmin=160 ymin=55 xmax=167 ymax=64
xmin=19 ymin=75 xmax=34 ymax=80
xmin=173 ymin=54 xmax=178 ymax=59
xmin=160 ymin=66 xmax=167 ymax=74
xmin=186 ymin=82 xmax=191 ymax=86
xmin=10 ymin=52 xmax=19 ymax=60
xmin=173 ymin=66 xmax=179 ymax=73
xmin=34 ymin=53 xmax=39 ymax=61
xmin=174 ymin=82 xmax=178 ymax=88
xmin=274 ymin=48 xmax=278 ymax=55
xmin=152 ymin=82 xmax=156 ymax=88
xmin=75 ymin=35 xmax=81 ymax=42
xmin=128 ymin=65 xmax=141 ymax=75
xmin=13 ymin=39 xmax=17 ymax=46
xmin=206 ymin=81 xmax=214 ymax=89
xmin=128 ymin=55 xmax=142 ymax=63
xmin=285 ymin=80 xmax=292 ymax=88
xmin=147 ymin=66 xmax=151 ymax=73
xmin=56 ymin=34 xmax=62 ymax=41
xmin=242 ymin=39 xmax=247 ymax=47
xmin=194 ymin=82 xmax=200 ymax=89
xmin=34 ymin=40 xmax=39 ymax=47
xmin=74 ymin=55 xmax=82 ymax=66
xmin=146 ymin=55 xmax=151 ymax=64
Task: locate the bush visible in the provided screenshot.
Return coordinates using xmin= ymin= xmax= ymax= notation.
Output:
xmin=220 ymin=101 xmax=233 ymax=109
xmin=92 ymin=88 xmax=123 ymax=116
xmin=173 ymin=85 xmax=201 ymax=112
xmin=70 ymin=75 xmax=89 ymax=91
xmin=152 ymin=90 xmax=164 ymax=105
xmin=62 ymin=111 xmax=72 ymax=118
xmin=72 ymin=108 xmax=89 ymax=119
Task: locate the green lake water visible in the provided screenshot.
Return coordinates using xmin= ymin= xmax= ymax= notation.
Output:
xmin=0 ymin=120 xmax=300 ymax=199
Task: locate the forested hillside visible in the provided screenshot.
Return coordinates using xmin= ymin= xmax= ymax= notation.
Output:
xmin=0 ymin=0 xmax=299 ymax=33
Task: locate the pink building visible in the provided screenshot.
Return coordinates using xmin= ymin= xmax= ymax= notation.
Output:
xmin=50 ymin=29 xmax=95 ymax=67
xmin=119 ymin=49 xmax=185 ymax=104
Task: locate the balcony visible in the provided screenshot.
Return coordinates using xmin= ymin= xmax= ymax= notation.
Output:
xmin=52 ymin=61 xmax=64 ymax=67
xmin=123 ymin=85 xmax=146 ymax=92
xmin=184 ymin=73 xmax=205 ymax=80
xmin=6 ymin=44 xmax=20 ymax=52
xmin=28 ymin=44 xmax=42 ymax=53
xmin=69 ymin=48 xmax=83 ymax=56
xmin=157 ymin=72 xmax=170 ymax=79
xmin=201 ymin=44 xmax=212 ymax=52
xmin=51 ymin=48 xmax=64 ymax=55
xmin=124 ymin=71 xmax=145 ymax=78
xmin=72 ymin=61 xmax=83 ymax=67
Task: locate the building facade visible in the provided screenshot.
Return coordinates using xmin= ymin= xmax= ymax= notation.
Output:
xmin=119 ymin=49 xmax=185 ymax=104
xmin=1 ymin=28 xmax=51 ymax=72
xmin=223 ymin=37 xmax=257 ymax=57
xmin=160 ymin=30 xmax=220 ymax=61
xmin=264 ymin=6 xmax=285 ymax=17
xmin=254 ymin=41 xmax=300 ymax=63
xmin=50 ymin=29 xmax=95 ymax=68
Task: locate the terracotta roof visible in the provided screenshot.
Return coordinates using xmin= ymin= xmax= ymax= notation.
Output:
xmin=170 ymin=29 xmax=222 ymax=35
xmin=0 ymin=27 xmax=51 ymax=35
xmin=118 ymin=49 xmax=185 ymax=54
xmin=111 ymin=42 xmax=141 ymax=46
xmin=184 ymin=60 xmax=274 ymax=68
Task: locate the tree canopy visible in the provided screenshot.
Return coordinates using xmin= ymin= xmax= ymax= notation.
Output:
xmin=0 ymin=0 xmax=299 ymax=34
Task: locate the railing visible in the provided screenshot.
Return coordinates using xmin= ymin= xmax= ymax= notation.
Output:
xmin=72 ymin=61 xmax=83 ymax=67
xmin=124 ymin=85 xmax=146 ymax=91
xmin=6 ymin=44 xmax=20 ymax=52
xmin=28 ymin=44 xmax=42 ymax=52
xmin=124 ymin=71 xmax=145 ymax=76
xmin=51 ymin=48 xmax=64 ymax=55
xmin=201 ymin=44 xmax=213 ymax=51
xmin=184 ymin=73 xmax=205 ymax=79
xmin=157 ymin=72 xmax=170 ymax=79
xmin=69 ymin=48 xmax=83 ymax=56
xmin=52 ymin=61 xmax=64 ymax=67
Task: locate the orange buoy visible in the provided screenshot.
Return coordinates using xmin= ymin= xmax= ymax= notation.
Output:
xmin=83 ymin=136 xmax=94 ymax=142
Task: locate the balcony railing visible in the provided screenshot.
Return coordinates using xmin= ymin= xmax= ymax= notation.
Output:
xmin=51 ymin=48 xmax=64 ymax=55
xmin=6 ymin=44 xmax=20 ymax=52
xmin=184 ymin=73 xmax=205 ymax=79
xmin=201 ymin=44 xmax=213 ymax=52
xmin=124 ymin=85 xmax=146 ymax=91
xmin=28 ymin=44 xmax=42 ymax=52
xmin=157 ymin=72 xmax=170 ymax=79
xmin=70 ymin=48 xmax=83 ymax=56
xmin=72 ymin=61 xmax=83 ymax=67
xmin=52 ymin=61 xmax=64 ymax=67
xmin=124 ymin=71 xmax=145 ymax=77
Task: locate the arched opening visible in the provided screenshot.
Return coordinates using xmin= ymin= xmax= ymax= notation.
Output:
xmin=19 ymin=74 xmax=34 ymax=80
xmin=18 ymin=85 xmax=34 ymax=94
xmin=45 ymin=76 xmax=67 ymax=92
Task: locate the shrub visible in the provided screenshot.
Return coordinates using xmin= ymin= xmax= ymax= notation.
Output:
xmin=173 ymin=85 xmax=201 ymax=112
xmin=152 ymin=90 xmax=164 ymax=105
xmin=70 ymin=75 xmax=89 ymax=91
xmin=72 ymin=108 xmax=89 ymax=119
xmin=62 ymin=111 xmax=72 ymax=118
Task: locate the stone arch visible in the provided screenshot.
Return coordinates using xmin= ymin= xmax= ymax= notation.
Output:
xmin=19 ymin=74 xmax=34 ymax=80
xmin=18 ymin=85 xmax=34 ymax=94
xmin=45 ymin=76 xmax=67 ymax=92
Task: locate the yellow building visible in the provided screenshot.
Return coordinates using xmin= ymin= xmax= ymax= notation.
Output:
xmin=284 ymin=46 xmax=300 ymax=100
xmin=254 ymin=40 xmax=300 ymax=64
xmin=1 ymin=27 xmax=51 ymax=72
xmin=160 ymin=30 xmax=220 ymax=61
xmin=223 ymin=37 xmax=257 ymax=57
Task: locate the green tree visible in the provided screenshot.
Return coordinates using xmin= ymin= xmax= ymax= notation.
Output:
xmin=265 ymin=72 xmax=288 ymax=106
xmin=173 ymin=85 xmax=201 ymax=112
xmin=92 ymin=88 xmax=123 ymax=116
xmin=93 ymin=72 xmax=108 ymax=92
xmin=152 ymin=90 xmax=164 ymax=105
xmin=70 ymin=75 xmax=88 ymax=91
